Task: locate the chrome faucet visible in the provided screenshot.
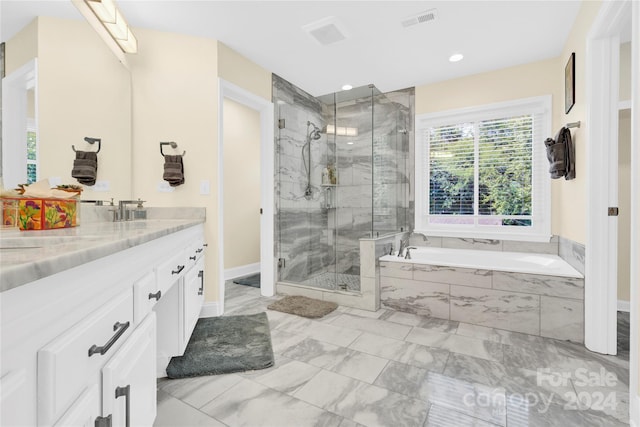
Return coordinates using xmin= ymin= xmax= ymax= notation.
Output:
xmin=405 ymin=247 xmax=417 ymax=260
xmin=397 ymin=235 xmax=410 ymax=257
xmin=113 ymin=199 xmax=146 ymax=221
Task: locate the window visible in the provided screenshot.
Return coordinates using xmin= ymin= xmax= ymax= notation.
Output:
xmin=415 ymin=96 xmax=551 ymax=241
xmin=26 ymin=125 xmax=38 ymax=184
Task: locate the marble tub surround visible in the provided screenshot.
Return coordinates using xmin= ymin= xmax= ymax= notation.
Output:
xmin=156 ymin=281 xmax=629 ymax=427
xmin=380 ymin=253 xmax=585 ymax=342
xmin=559 ymin=235 xmax=586 ymax=275
xmin=409 ymin=235 xmax=560 ymax=255
xmin=0 ymin=217 xmax=204 ymax=291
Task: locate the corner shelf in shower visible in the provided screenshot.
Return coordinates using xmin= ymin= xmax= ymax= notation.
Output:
xmin=321 ymin=184 xmax=337 ymax=187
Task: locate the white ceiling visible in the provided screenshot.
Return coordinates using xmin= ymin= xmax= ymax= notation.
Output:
xmin=1 ymin=0 xmax=583 ymax=96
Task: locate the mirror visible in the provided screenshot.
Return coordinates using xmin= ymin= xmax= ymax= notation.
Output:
xmin=1 ymin=4 xmax=132 ymax=201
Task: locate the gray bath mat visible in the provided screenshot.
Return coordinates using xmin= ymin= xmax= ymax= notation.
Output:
xmin=166 ymin=312 xmax=274 ymax=378
xmin=233 ymin=273 xmax=260 ymax=288
xmin=268 ymin=295 xmax=338 ymax=319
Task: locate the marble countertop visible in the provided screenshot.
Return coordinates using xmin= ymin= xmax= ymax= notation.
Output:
xmin=0 ymin=218 xmax=204 ymax=292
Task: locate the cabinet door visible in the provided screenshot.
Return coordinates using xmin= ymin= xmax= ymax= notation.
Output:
xmin=53 ymin=384 xmax=100 ymax=427
xmin=183 ymin=258 xmax=205 ymax=347
xmin=101 ymin=313 xmax=156 ymax=427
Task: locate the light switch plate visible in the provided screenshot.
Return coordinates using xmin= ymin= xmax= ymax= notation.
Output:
xmin=157 ymin=181 xmax=175 ymax=193
xmin=91 ymin=180 xmax=110 ymax=192
xmin=199 ymin=180 xmax=210 ymax=195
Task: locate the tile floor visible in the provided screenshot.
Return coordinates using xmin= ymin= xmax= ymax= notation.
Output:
xmin=154 ymin=282 xmax=630 ymax=427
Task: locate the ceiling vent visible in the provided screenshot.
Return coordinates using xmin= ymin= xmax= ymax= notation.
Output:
xmin=303 ymin=17 xmax=349 ymax=46
xmin=401 ymin=9 xmax=438 ymax=28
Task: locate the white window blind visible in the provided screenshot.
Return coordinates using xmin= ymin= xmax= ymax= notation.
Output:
xmin=416 ymin=96 xmax=551 ymax=241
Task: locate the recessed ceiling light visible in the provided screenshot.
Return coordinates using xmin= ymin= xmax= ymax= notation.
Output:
xmin=449 ymin=53 xmax=464 ymax=63
xmin=347 ymin=141 xmax=354 ymax=145
xmin=342 ymin=84 xmax=353 ymax=91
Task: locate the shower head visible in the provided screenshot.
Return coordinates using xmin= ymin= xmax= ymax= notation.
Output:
xmin=307 ymin=121 xmax=322 ymax=141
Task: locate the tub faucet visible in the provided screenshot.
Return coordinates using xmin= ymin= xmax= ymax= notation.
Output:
xmin=397 ymin=236 xmax=410 ymax=257
xmin=405 ymin=247 xmax=417 ymax=260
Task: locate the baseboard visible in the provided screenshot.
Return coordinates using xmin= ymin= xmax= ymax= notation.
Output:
xmin=224 ymin=262 xmax=260 ymax=281
xmin=618 ymin=300 xmax=631 ymax=312
xmin=200 ymin=302 xmax=222 ymax=318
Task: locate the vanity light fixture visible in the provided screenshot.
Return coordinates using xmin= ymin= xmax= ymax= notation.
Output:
xmin=449 ymin=53 xmax=464 ymax=63
xmin=84 ymin=0 xmax=138 ymax=54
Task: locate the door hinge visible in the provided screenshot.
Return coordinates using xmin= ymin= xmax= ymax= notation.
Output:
xmin=278 ymin=258 xmax=285 ymax=269
xmin=278 ymin=119 xmax=285 ymax=129
xmin=95 ymin=415 xmax=112 ymax=427
xmin=608 ymin=207 xmax=619 ymax=216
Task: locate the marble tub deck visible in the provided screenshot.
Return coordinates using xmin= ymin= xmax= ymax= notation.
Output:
xmin=154 ymin=282 xmax=630 ymax=427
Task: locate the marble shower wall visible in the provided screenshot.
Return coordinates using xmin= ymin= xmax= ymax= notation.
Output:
xmin=274 ymin=74 xmax=334 ymax=284
xmin=274 ymin=74 xmax=413 ymax=290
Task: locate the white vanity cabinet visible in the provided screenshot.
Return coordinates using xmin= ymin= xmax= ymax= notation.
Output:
xmin=0 ymin=223 xmax=206 ymax=427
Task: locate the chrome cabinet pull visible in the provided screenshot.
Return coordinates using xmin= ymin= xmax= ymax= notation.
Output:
xmin=171 ymin=265 xmax=185 ymax=275
xmin=195 ymin=248 xmax=203 ymax=253
xmin=88 ymin=321 xmax=130 ymax=357
xmin=189 ymin=255 xmax=196 ymax=261
xmin=115 ymin=385 xmax=131 ymax=427
xmin=148 ymin=290 xmax=161 ymax=301
xmin=198 ymin=270 xmax=204 ymax=295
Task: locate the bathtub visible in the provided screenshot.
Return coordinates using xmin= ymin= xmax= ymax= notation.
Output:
xmin=378 ymin=246 xmax=585 ymax=342
xmin=379 ymin=246 xmax=583 ymax=278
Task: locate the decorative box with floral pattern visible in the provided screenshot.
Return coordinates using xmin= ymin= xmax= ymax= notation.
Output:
xmin=16 ymin=198 xmax=78 ymax=230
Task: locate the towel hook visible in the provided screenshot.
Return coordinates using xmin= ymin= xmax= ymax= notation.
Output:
xmin=72 ymin=137 xmax=101 ymax=153
xmin=160 ymin=141 xmax=186 ymax=157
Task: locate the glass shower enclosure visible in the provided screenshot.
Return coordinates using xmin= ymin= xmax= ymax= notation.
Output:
xmin=274 ymin=76 xmax=410 ymax=292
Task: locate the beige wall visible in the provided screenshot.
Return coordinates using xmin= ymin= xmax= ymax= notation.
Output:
xmin=4 ymin=18 xmax=38 ymax=75
xmin=415 ymin=57 xmax=559 ymax=115
xmin=5 ymin=17 xmax=131 ymax=201
xmin=223 ymin=99 xmax=261 ymax=269
xmin=553 ymin=0 xmax=603 ymax=245
xmin=37 ymin=17 xmax=131 ymax=201
xmin=618 ymin=109 xmax=631 ymax=302
xmin=217 ymin=42 xmax=271 ymax=101
xmin=129 ymin=28 xmax=219 ymax=301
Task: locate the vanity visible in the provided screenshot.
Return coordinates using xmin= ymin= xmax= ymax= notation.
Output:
xmin=0 ymin=214 xmax=206 ymax=426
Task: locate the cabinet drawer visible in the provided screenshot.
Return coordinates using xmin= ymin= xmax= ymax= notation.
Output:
xmin=133 ymin=272 xmax=158 ymax=325
xmin=156 ymin=250 xmax=186 ymax=295
xmin=38 ymin=291 xmax=134 ymax=426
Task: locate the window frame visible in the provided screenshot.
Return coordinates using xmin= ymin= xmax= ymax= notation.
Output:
xmin=415 ymin=95 xmax=552 ymax=242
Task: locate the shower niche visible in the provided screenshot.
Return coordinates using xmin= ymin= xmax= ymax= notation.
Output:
xmin=274 ymin=75 xmax=412 ymax=294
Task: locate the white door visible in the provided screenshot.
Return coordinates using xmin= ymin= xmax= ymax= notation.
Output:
xmin=101 ymin=313 xmax=156 ymax=427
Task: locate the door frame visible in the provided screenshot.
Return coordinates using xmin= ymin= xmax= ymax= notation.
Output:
xmin=585 ymin=0 xmax=638 ymax=423
xmin=217 ymin=79 xmax=275 ymax=313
